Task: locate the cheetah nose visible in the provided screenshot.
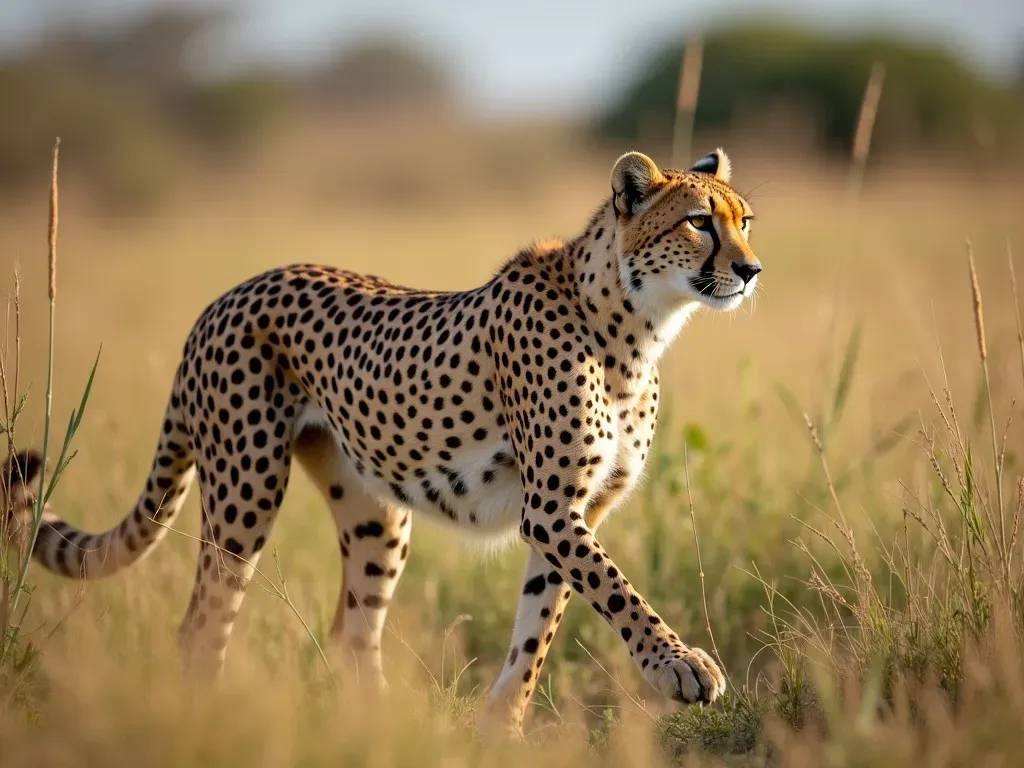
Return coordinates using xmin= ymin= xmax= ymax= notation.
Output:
xmin=731 ymin=261 xmax=762 ymax=284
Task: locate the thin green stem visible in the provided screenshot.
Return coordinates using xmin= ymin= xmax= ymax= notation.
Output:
xmin=980 ymin=356 xmax=1008 ymax=584
xmin=0 ymin=301 xmax=52 ymax=667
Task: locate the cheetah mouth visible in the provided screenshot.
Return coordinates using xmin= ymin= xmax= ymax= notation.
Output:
xmin=691 ymin=284 xmax=748 ymax=311
xmin=689 ymin=276 xmax=745 ymax=304
xmin=689 ymin=275 xmax=744 ymax=303
xmin=713 ymin=289 xmax=744 ymax=300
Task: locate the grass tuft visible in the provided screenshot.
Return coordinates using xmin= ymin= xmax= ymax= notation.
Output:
xmin=1 ymin=139 xmax=101 ymax=720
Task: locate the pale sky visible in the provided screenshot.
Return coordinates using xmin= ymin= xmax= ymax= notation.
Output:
xmin=2 ymin=0 xmax=1022 ymax=116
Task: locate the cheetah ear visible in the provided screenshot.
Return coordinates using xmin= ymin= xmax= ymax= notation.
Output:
xmin=689 ymin=148 xmax=732 ymax=183
xmin=611 ymin=151 xmax=666 ymax=217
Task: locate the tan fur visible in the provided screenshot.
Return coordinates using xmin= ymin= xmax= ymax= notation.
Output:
xmin=3 ymin=149 xmax=760 ymax=736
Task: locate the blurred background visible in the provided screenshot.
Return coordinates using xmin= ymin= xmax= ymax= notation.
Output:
xmin=2 ymin=4 xmax=1024 ymax=762
xmin=1 ymin=0 xmax=1023 ymax=214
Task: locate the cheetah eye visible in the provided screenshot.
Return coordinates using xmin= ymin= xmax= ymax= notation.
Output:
xmin=687 ymin=215 xmax=708 ymax=230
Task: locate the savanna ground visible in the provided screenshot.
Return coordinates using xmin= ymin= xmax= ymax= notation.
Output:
xmin=2 ymin=114 xmax=1024 ymax=766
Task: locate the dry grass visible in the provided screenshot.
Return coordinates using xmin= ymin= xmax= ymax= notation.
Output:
xmin=1 ymin=115 xmax=1023 ymax=766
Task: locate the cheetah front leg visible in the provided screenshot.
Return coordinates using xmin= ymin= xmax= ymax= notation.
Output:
xmin=484 ymin=383 xmax=679 ymax=733
xmin=496 ymin=389 xmax=726 ymax=729
xmin=481 ymin=468 xmax=636 ymax=734
xmin=480 ymin=548 xmax=573 ymax=734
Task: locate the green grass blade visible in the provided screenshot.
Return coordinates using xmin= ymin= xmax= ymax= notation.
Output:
xmin=43 ymin=345 xmax=101 ymax=504
xmin=829 ymin=320 xmax=862 ymax=434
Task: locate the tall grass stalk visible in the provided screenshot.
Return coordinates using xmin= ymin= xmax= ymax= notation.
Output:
xmin=966 ymin=239 xmax=1009 ymax=585
xmin=0 ymin=140 xmax=61 ymax=667
xmin=682 ymin=445 xmax=727 ymax=684
xmin=671 ymin=35 xmax=703 ymax=168
xmin=1008 ymin=242 xmax=1024 ymax=396
xmin=822 ymin=62 xmax=885 ymax=439
xmin=1 ymin=139 xmax=101 ymax=674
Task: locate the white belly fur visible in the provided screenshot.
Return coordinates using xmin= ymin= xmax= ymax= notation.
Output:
xmin=294 ymin=404 xmax=523 ymax=549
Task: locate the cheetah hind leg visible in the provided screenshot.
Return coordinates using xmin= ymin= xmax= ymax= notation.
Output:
xmin=294 ymin=423 xmax=411 ymax=694
xmin=176 ymin=426 xmax=293 ymax=679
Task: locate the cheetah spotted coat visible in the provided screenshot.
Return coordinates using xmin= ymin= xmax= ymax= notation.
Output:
xmin=3 ymin=149 xmax=761 ymax=734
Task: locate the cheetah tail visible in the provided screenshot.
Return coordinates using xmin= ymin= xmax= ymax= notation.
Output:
xmin=2 ymin=396 xmax=196 ymax=580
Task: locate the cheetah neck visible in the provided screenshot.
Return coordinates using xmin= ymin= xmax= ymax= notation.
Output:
xmin=570 ymin=201 xmax=699 ymax=400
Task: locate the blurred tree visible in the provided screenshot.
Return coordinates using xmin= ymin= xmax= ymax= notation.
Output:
xmin=0 ymin=5 xmax=292 ymax=203
xmin=38 ymin=8 xmax=222 ymax=96
xmin=0 ymin=56 xmax=178 ymax=211
xmin=177 ymin=72 xmax=295 ymax=151
xmin=595 ymin=20 xmax=1024 ymax=160
xmin=306 ymin=38 xmax=452 ymax=112
xmin=1016 ymin=42 xmax=1024 ymax=92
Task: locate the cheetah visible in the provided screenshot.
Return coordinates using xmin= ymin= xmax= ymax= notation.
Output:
xmin=3 ymin=148 xmax=760 ymax=734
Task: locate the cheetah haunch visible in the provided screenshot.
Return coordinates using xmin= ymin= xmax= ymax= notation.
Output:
xmin=3 ymin=149 xmax=760 ymax=734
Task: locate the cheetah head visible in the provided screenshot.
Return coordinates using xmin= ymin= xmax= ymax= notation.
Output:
xmin=610 ymin=149 xmax=760 ymax=314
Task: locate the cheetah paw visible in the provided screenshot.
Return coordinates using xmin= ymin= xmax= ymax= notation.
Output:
xmin=647 ymin=646 xmax=726 ymax=705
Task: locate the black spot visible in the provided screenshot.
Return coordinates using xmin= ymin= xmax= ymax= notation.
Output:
xmin=224 ymin=538 xmax=244 ymax=557
xmin=355 ymin=521 xmax=385 ymax=538
xmin=523 ymin=575 xmax=546 ymax=595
